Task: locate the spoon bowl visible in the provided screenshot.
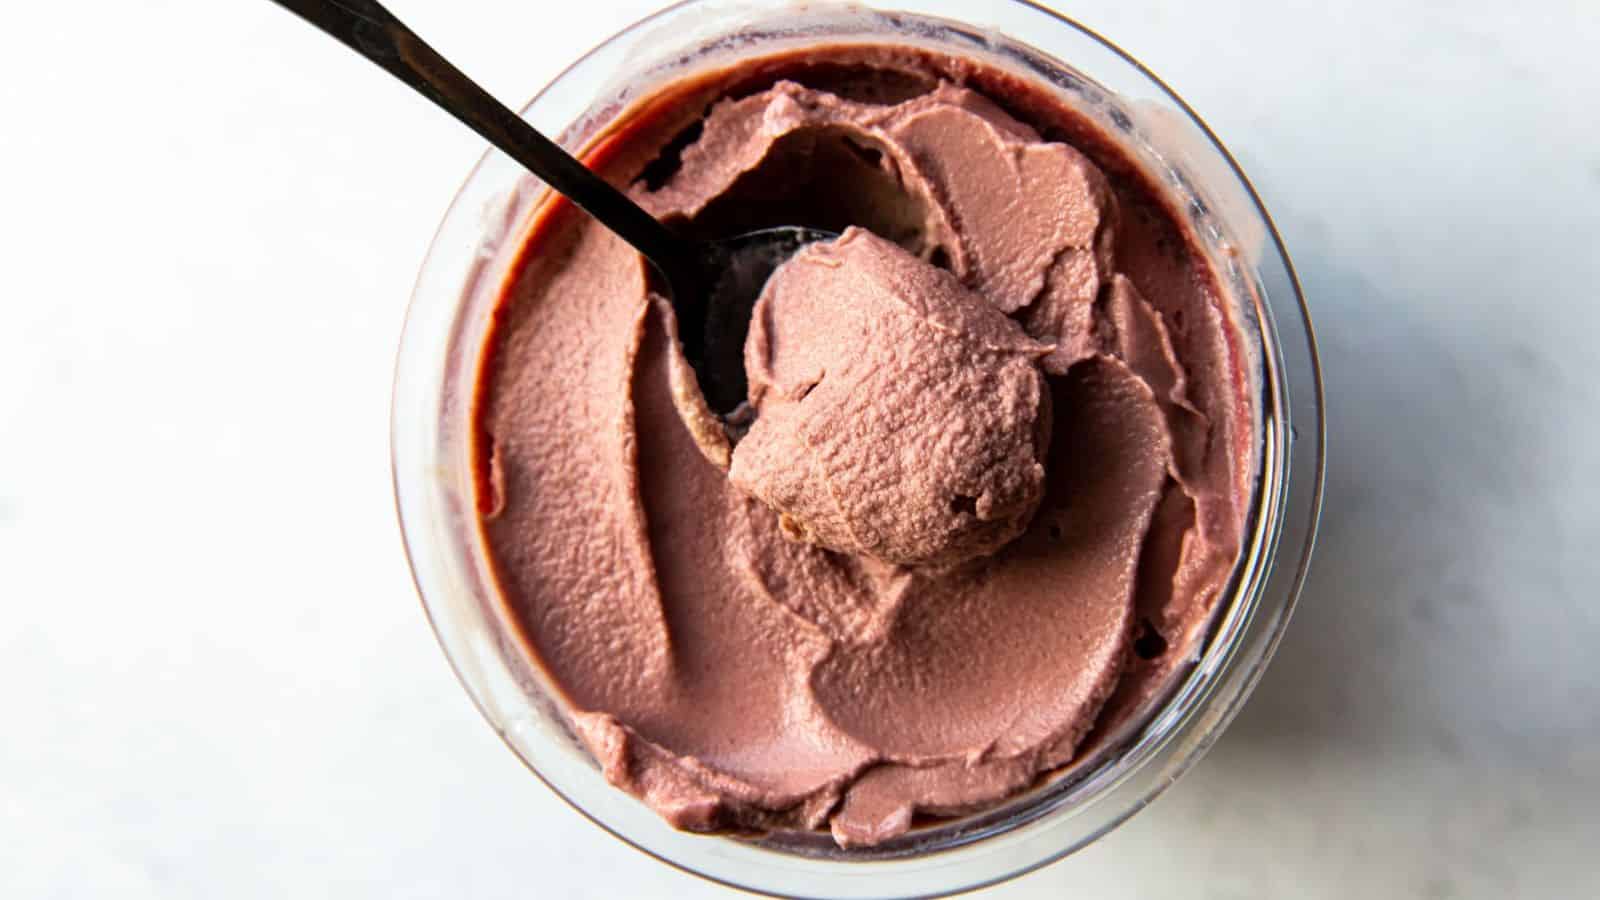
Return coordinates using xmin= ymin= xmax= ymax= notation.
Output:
xmin=690 ymin=226 xmax=838 ymax=414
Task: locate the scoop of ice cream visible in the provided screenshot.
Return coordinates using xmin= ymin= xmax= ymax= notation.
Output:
xmin=728 ymin=228 xmax=1052 ymax=567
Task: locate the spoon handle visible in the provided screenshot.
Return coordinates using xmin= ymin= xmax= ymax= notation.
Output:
xmin=270 ymin=0 xmax=685 ymax=267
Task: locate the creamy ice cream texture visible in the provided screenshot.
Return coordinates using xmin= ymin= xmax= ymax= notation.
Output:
xmin=730 ymin=228 xmax=1052 ymax=568
xmin=473 ymin=54 xmax=1252 ymax=847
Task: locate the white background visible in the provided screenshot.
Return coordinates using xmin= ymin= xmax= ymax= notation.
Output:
xmin=3 ymin=1 xmax=1597 ymax=897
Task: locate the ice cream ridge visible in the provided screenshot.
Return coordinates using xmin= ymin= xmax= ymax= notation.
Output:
xmin=473 ymin=52 xmax=1253 ymax=848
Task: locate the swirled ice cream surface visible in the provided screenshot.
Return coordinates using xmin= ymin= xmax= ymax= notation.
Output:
xmin=473 ymin=58 xmax=1252 ymax=847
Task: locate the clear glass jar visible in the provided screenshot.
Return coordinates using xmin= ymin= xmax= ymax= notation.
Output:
xmin=392 ymin=1 xmax=1325 ymax=896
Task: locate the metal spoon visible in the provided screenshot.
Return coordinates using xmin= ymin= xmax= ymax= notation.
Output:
xmin=271 ymin=0 xmax=834 ymax=413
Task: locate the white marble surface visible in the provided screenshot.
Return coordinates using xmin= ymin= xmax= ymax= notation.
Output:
xmin=3 ymin=1 xmax=1597 ymax=897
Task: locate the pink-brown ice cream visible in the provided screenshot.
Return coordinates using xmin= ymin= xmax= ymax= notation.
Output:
xmin=471 ymin=46 xmax=1253 ymax=847
xmin=729 ymin=228 xmax=1052 ymax=568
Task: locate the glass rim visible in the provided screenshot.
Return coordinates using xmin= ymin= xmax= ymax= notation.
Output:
xmin=391 ymin=1 xmax=1326 ymax=896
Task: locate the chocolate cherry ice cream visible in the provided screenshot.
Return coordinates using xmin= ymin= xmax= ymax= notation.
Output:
xmin=469 ymin=44 xmax=1255 ymax=848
